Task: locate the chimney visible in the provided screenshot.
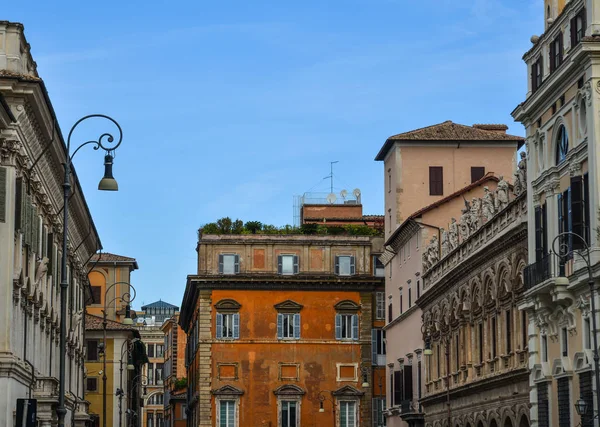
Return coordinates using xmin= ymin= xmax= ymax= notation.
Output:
xmin=472 ymin=124 xmax=508 ymax=134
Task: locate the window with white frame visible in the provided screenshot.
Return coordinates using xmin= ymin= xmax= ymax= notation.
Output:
xmin=277 ymin=313 xmax=300 ymax=340
xmin=372 ymin=329 xmax=386 ymax=365
xmin=219 ymin=400 xmax=236 ymax=427
xmin=374 ymin=257 xmax=385 ymax=277
xmin=280 ymin=401 xmax=298 ymax=427
xmin=336 ymin=314 xmax=358 ymax=341
xmin=340 ymin=401 xmax=357 ymax=427
xmin=147 ymin=413 xmax=154 ymax=427
xmin=219 ymin=254 xmax=240 ymax=275
xmin=278 ymin=254 xmax=299 ymax=275
xmin=335 ymin=255 xmax=355 ymax=276
xmin=375 ymin=292 xmax=385 ymax=320
xmin=217 ymin=313 xmax=240 ymax=339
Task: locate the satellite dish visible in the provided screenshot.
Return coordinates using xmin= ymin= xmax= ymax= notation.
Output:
xmin=353 ymin=188 xmax=361 ymax=198
xmin=340 ymin=189 xmax=348 ymax=199
xmin=326 ymin=193 xmax=337 ymax=204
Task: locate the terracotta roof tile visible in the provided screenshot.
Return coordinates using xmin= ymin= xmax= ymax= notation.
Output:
xmin=375 ymin=121 xmax=524 ymax=160
xmin=90 ymin=252 xmax=137 ymax=263
xmin=85 ymin=313 xmax=139 ymax=334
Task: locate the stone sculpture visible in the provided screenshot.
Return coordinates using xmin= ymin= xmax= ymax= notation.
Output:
xmin=459 ymin=207 xmax=471 ymax=241
xmin=514 ymin=152 xmax=527 ymax=196
xmin=482 ymin=186 xmax=496 ymax=221
xmin=469 ymin=197 xmax=481 ymax=232
xmin=495 ymin=176 xmax=510 ymax=211
xmin=441 ymin=228 xmax=449 ymax=257
xmin=448 ymin=218 xmax=459 ymax=250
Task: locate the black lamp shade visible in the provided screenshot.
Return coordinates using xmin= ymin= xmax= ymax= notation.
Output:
xmin=98 ymin=154 xmax=118 ymax=191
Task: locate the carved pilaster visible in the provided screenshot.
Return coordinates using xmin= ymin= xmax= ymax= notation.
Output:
xmin=0 ymin=137 xmax=22 ymax=166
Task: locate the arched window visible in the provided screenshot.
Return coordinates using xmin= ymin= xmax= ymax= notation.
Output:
xmin=555 ymin=125 xmax=568 ymax=164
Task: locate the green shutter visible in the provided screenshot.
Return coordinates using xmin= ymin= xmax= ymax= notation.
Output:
xmin=33 ymin=207 xmax=39 ymax=253
xmin=47 ymin=233 xmax=54 ymax=273
xmin=14 ymin=178 xmax=23 ymax=231
xmin=24 ymin=193 xmax=31 ymax=247
xmin=0 ymin=167 xmax=6 ymax=223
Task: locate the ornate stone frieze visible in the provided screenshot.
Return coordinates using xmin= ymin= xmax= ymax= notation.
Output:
xmin=0 ymin=137 xmax=22 ymax=165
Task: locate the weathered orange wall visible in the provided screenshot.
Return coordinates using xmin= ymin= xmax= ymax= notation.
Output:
xmin=211 ymin=289 xmax=369 ymax=427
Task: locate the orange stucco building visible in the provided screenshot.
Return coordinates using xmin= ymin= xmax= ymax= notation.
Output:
xmin=180 ymin=233 xmax=386 ymax=427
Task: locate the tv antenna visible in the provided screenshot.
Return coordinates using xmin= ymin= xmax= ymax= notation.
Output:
xmin=324 ymin=161 xmax=339 ymax=194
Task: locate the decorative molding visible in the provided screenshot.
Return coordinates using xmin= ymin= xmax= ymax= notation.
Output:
xmin=273 ymin=384 xmax=305 ymax=396
xmin=334 ymin=300 xmax=360 ymax=312
xmin=332 ymin=385 xmax=364 ymax=397
xmin=273 ymin=300 xmax=303 ymax=312
xmin=214 ymin=299 xmax=241 ymax=311
xmin=211 ymin=385 xmax=244 ymax=396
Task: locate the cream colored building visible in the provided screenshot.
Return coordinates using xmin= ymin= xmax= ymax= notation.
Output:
xmin=375 ymin=121 xmax=523 ymax=241
xmin=512 ymin=1 xmax=600 ymax=426
xmin=0 ymin=22 xmax=100 ymax=426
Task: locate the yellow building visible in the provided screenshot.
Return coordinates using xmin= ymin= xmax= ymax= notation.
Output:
xmin=85 ymin=314 xmax=142 ymax=427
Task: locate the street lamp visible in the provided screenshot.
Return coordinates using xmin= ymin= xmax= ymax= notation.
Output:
xmin=575 ymin=398 xmax=588 ymax=416
xmin=422 ymin=320 xmax=451 ymax=427
xmin=317 ymin=390 xmax=335 ymax=425
xmin=360 ymin=365 xmax=370 ymax=388
xmin=102 ymin=281 xmax=137 ymax=427
xmin=118 ymin=339 xmax=138 ymax=427
xmin=552 ymin=231 xmax=600 ymax=420
xmin=57 ymin=115 xmax=122 ymax=427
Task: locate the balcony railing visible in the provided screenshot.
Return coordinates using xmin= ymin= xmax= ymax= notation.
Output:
xmin=524 ymin=252 xmax=576 ymax=290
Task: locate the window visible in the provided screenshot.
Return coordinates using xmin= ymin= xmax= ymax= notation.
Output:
xmin=277 ymin=313 xmax=300 ymax=340
xmin=429 ymin=167 xmax=443 ymax=196
xmin=181 ymin=405 xmax=187 ymax=420
xmin=219 ymin=254 xmax=240 ymax=275
xmin=86 ymin=378 xmax=98 ymax=392
xmin=340 ymin=401 xmax=356 ymax=427
xmin=388 ymin=303 xmax=392 ymax=323
xmin=216 ymin=313 xmax=240 ymax=339
xmin=584 ymin=317 xmax=591 ymax=349
xmin=372 ymin=397 xmax=385 ymax=427
xmin=374 ymin=257 xmax=385 ymax=277
xmin=372 ymin=329 xmax=386 ymax=365
xmin=219 ymin=400 xmax=236 ymax=427
xmin=335 ymin=255 xmax=355 ymax=276
xmin=521 ymin=311 xmax=528 ymax=350
xmin=336 ymin=314 xmax=359 ymax=341
xmin=147 ymin=413 xmax=154 ymax=427
xmin=555 ymin=125 xmax=569 ymax=164
xmin=86 ymin=340 xmax=99 ymax=361
xmin=416 ymin=280 xmax=420 ymax=299
xmin=571 ymin=9 xmax=586 ymax=47
xmin=156 ymin=344 xmax=165 ymax=358
xmin=156 ymin=363 xmax=164 ymax=384
xmin=541 ymin=335 xmax=548 ymax=362
xmin=280 ymin=401 xmax=298 ymax=427
xmin=534 ymin=203 xmax=548 ymax=262
xmin=471 ymin=167 xmax=485 ymax=183
xmin=375 ymin=292 xmax=385 ymax=320
xmin=557 ymin=377 xmax=571 ymax=427
xmin=408 ymin=288 xmax=412 ymax=308
xmin=478 ymin=323 xmax=483 ymax=363
xmin=157 ymin=414 xmax=164 ymax=427
xmin=147 ymin=344 xmax=155 ymax=358
xmin=550 ymin=33 xmax=563 ymax=73
xmin=91 ymin=286 xmax=102 ymax=305
xmin=491 ymin=317 xmax=497 ymax=358
xmin=278 ymin=254 xmax=299 ymax=275
xmin=400 ymin=292 xmax=403 ymax=315
xmin=387 ymin=171 xmax=391 ymax=193
xmin=455 ymin=334 xmax=460 ymax=370
xmin=561 ymin=327 xmax=568 ymax=357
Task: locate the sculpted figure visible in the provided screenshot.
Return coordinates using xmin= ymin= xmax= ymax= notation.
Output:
xmin=427 ymin=235 xmax=439 ymax=267
xmin=459 ymin=208 xmax=471 ymax=241
xmin=469 ymin=198 xmax=481 ymax=231
xmin=440 ymin=228 xmax=449 ymax=257
xmin=448 ymin=218 xmax=459 ymax=250
xmin=495 ymin=176 xmax=510 ymax=211
xmin=514 ymin=152 xmax=527 ymax=196
xmin=482 ymin=186 xmax=496 ymax=221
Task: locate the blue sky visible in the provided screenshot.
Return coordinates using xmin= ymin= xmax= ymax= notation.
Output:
xmin=5 ymin=0 xmax=541 ymax=308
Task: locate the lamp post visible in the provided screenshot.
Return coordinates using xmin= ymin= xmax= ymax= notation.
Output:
xmin=552 ymin=231 xmax=600 ymax=425
xmin=102 ymin=281 xmax=136 ymax=427
xmin=57 ymin=115 xmax=122 ymax=427
xmin=131 ymin=374 xmax=149 ymax=427
xmin=118 ymin=339 xmax=137 ymax=427
xmin=317 ymin=390 xmax=335 ymax=426
xmin=422 ymin=320 xmax=451 ymax=427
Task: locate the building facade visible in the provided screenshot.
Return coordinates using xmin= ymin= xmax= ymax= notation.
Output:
xmin=375 ymin=121 xmax=523 ymax=240
xmin=162 ymin=313 xmax=188 ymax=427
xmin=512 ymin=1 xmax=600 ymax=426
xmin=381 ymin=174 xmax=512 ymax=427
xmin=0 ymin=21 xmax=100 ymax=427
xmin=418 ymin=187 xmax=530 ymax=427
xmin=179 ymin=233 xmax=385 ymax=427
xmin=136 ymin=300 xmax=178 ymax=427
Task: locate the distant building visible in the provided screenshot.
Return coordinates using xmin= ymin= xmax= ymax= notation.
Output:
xmin=180 ymin=232 xmax=385 ymax=427
xmin=162 ymin=313 xmax=188 ymax=427
xmin=512 ymin=1 xmax=600 ymax=426
xmin=0 ymin=21 xmax=99 ymax=427
xmin=135 ymin=300 xmax=179 ymax=427
xmin=375 ymin=121 xmax=523 ymax=240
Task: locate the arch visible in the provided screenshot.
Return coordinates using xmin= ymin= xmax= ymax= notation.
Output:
xmin=490 ymin=419 xmax=499 ymax=427
xmin=334 ymin=300 xmax=360 ymax=312
xmin=554 ymin=123 xmax=569 ymax=165
xmin=214 ymin=299 xmax=241 ymax=311
xmin=504 ymin=418 xmax=513 ymax=427
xmin=518 ymin=414 xmax=529 ymax=427
xmin=145 ymin=391 xmax=164 ymax=405
xmin=478 ymin=422 xmax=485 ymax=427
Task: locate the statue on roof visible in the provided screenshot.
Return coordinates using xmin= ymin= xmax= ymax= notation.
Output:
xmin=482 ymin=186 xmax=496 ymax=222
xmin=513 ymin=152 xmax=527 ymax=196
xmin=448 ymin=217 xmax=459 ymax=250
xmin=495 ymin=176 xmax=510 ymax=211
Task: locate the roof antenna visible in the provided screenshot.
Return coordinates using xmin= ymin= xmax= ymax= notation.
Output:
xmin=324 ymin=161 xmax=339 ymax=194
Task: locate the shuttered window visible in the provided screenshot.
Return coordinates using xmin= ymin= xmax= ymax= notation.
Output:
xmin=277 ymin=313 xmax=300 ymax=340
xmin=580 ymin=371 xmax=594 ymax=427
xmin=403 ymin=364 xmax=413 ymax=402
xmin=216 ymin=313 xmax=240 ymax=339
xmin=571 ymin=175 xmax=584 ymax=248
xmin=91 ymin=286 xmax=102 ymax=305
xmin=335 ymin=255 xmax=355 ymax=276
xmin=429 ymin=167 xmax=443 ymax=196
xmin=14 ymin=177 xmax=23 ymax=231
xmin=219 ymin=254 xmax=240 ymax=274
xmin=335 ymin=314 xmax=358 ymax=340
xmin=550 ymin=33 xmax=563 ymax=73
xmin=375 ymin=292 xmax=385 ymax=320
xmin=571 ymin=9 xmax=586 ymax=47
xmin=393 ymin=370 xmax=402 ymax=406
xmin=532 ymin=56 xmax=543 ymax=92
xmin=278 ymin=255 xmax=299 ymax=275
xmin=471 ymin=167 xmax=485 ymax=183
xmin=86 ymin=378 xmax=98 ymax=392
xmin=371 ymin=329 xmax=386 ymax=365
xmin=86 ymin=340 xmax=99 ymax=361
